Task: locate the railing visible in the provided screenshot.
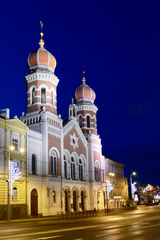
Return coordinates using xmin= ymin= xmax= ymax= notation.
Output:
xmin=57 ymin=207 xmax=136 ymax=219
xmin=57 ymin=210 xmax=97 ymax=219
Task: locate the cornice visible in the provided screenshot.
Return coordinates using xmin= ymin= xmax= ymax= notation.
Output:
xmin=25 ymin=72 xmax=59 ymax=87
xmin=76 ymin=104 xmax=98 ymax=113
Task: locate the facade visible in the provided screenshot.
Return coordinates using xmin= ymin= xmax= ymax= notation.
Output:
xmin=0 ymin=109 xmax=28 ymax=219
xmin=0 ymin=30 xmax=128 ymax=219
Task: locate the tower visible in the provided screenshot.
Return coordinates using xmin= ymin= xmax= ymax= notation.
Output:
xmin=24 ymin=24 xmax=59 ymax=116
xmin=73 ymin=72 xmax=98 ymax=136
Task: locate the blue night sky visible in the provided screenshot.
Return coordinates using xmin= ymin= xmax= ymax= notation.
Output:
xmin=0 ymin=0 xmax=160 ymax=185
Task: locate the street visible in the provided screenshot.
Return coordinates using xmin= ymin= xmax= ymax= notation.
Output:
xmin=1 ymin=205 xmax=160 ymax=239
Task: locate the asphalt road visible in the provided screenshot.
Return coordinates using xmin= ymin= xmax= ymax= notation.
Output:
xmin=1 ymin=205 xmax=160 ymax=240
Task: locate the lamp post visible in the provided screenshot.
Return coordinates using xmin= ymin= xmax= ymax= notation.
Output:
xmin=7 ymin=146 xmax=14 ymax=222
xmin=7 ymin=146 xmax=24 ymax=222
xmin=130 ymin=171 xmax=136 ymax=207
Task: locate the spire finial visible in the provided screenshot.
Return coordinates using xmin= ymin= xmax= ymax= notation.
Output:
xmin=82 ymin=62 xmax=86 ymax=82
xmin=72 ymin=98 xmax=74 ymax=104
xmin=39 ymin=21 xmax=44 ymax=48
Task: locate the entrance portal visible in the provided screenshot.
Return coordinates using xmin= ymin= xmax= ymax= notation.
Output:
xmin=31 ymin=189 xmax=38 ymax=217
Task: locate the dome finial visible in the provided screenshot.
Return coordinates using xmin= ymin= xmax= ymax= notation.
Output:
xmin=82 ymin=62 xmax=86 ymax=82
xmin=39 ymin=21 xmax=44 ymax=48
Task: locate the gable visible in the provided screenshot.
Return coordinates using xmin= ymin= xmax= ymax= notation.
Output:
xmin=63 ymin=120 xmax=87 ymax=157
xmin=6 ymin=117 xmax=29 ymax=131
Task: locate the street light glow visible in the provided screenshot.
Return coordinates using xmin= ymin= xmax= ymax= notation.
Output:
xmin=10 ymin=146 xmax=14 ymax=151
xmin=19 ymin=148 xmax=24 ymax=153
xmin=132 ymin=172 xmax=136 ymax=175
xmin=109 ymin=172 xmax=115 ymax=176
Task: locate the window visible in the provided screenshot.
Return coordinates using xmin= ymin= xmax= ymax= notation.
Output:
xmin=51 ymin=90 xmax=54 ymax=106
xmin=12 ymin=139 xmax=18 ymax=150
xmin=94 ymin=117 xmax=96 ymax=129
xmin=64 ymin=155 xmax=67 ymax=179
xmin=87 ymin=116 xmax=90 ymax=128
xmin=32 ymin=154 xmax=36 ymax=175
xmin=52 ymin=191 xmax=56 ymax=203
xmin=79 ymin=159 xmax=83 ymax=181
xmin=79 ymin=116 xmax=82 ymax=128
xmin=41 ymin=88 xmax=46 ymax=104
xmin=71 ymin=157 xmax=75 ymax=180
xmin=73 ymin=106 xmax=75 ymax=117
xmin=95 ymin=165 xmax=99 ymax=182
xmin=32 ymin=88 xmax=35 ymax=104
xmin=51 ymin=155 xmax=57 ymax=176
xmin=12 ymin=187 xmax=18 ymax=201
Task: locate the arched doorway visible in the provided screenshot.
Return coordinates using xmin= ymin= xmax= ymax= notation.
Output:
xmin=81 ymin=191 xmax=84 ymax=211
xmin=73 ymin=191 xmax=76 ymax=211
xmin=31 ymin=189 xmax=38 ymax=217
xmin=65 ymin=191 xmax=68 ymax=212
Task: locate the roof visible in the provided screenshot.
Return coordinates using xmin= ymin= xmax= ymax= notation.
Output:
xmin=102 ymin=153 xmax=125 ymax=165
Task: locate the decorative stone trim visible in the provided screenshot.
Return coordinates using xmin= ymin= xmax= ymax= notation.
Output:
xmin=25 ymin=72 xmax=59 ymax=87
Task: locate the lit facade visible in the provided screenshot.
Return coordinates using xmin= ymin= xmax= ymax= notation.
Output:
xmin=0 ymin=111 xmax=28 ymax=219
xmin=0 ymin=30 xmax=128 ymax=219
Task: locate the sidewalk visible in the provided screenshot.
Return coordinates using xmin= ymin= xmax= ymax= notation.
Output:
xmin=0 ymin=207 xmax=138 ymax=224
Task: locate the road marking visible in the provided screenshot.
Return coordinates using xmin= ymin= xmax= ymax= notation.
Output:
xmin=0 ymin=224 xmax=112 ymax=239
xmin=96 ymin=231 xmax=121 ymax=237
xmin=128 ymin=223 xmax=160 ymax=232
xmin=32 ymin=236 xmax=63 ymax=240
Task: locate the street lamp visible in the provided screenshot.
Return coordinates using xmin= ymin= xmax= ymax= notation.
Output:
xmin=7 ymin=146 xmax=24 ymax=222
xmin=7 ymin=146 xmax=14 ymax=222
xmin=130 ymin=172 xmax=136 ymax=207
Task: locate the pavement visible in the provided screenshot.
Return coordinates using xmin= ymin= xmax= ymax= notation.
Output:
xmin=0 ymin=205 xmax=154 ymax=225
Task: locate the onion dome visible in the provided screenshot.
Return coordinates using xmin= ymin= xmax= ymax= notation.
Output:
xmin=74 ymin=76 xmax=96 ymax=104
xmin=27 ymin=22 xmax=56 ymax=74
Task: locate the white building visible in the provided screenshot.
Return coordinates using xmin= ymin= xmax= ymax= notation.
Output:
xmin=0 ymin=30 xmax=128 ymax=219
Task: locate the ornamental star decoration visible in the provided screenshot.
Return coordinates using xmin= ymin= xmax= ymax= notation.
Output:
xmin=70 ymin=133 xmax=79 ymax=149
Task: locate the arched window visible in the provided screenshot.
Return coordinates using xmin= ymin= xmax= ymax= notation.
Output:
xmin=32 ymin=88 xmax=35 ymax=104
xmin=64 ymin=155 xmax=67 ymax=179
xmin=79 ymin=116 xmax=82 ymax=128
xmin=87 ymin=116 xmax=90 ymax=128
xmin=79 ymin=159 xmax=83 ymax=181
xmin=41 ymin=88 xmax=46 ymax=104
xmin=51 ymin=154 xmax=57 ymax=176
xmin=12 ymin=187 xmax=18 ymax=201
xmin=95 ymin=163 xmax=99 ymax=182
xmin=94 ymin=117 xmax=96 ymax=129
xmin=51 ymin=90 xmax=54 ymax=106
xmin=73 ymin=106 xmax=75 ymax=117
xmin=51 ymin=156 xmax=53 ymax=175
xmin=71 ymin=157 xmax=75 ymax=180
xmin=32 ymin=154 xmax=36 ymax=175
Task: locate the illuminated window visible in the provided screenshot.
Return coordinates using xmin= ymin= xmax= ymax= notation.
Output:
xmin=12 ymin=187 xmax=18 ymax=201
xmin=41 ymin=88 xmax=46 ymax=104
